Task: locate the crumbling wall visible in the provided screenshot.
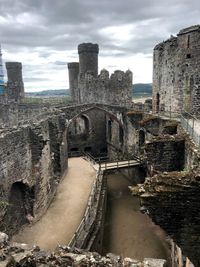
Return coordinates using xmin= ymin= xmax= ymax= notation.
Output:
xmin=153 ymin=25 xmax=200 ymax=114
xmin=79 ymin=69 xmax=132 ymax=106
xmin=0 ymin=115 xmax=68 ymax=235
xmin=131 ymin=171 xmax=200 ymax=266
xmin=0 ymin=236 xmax=167 ymax=267
xmin=145 ymin=137 xmax=185 ymax=172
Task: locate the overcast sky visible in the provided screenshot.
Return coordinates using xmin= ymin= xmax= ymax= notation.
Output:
xmin=0 ymin=0 xmax=200 ymax=92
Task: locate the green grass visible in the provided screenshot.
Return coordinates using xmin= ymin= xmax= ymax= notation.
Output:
xmin=21 ymin=96 xmax=72 ymax=105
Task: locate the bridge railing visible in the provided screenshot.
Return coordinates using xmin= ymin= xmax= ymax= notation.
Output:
xmin=99 ymin=158 xmax=143 ymax=171
xmin=180 ymin=111 xmax=200 ymax=147
xmin=83 ymin=151 xmax=109 ymax=164
xmin=68 ymin=169 xmax=105 ymax=248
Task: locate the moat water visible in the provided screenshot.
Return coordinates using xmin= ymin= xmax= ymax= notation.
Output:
xmin=102 ymin=171 xmax=171 ymax=264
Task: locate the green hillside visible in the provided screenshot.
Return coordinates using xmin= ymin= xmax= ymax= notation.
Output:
xmin=133 ymin=83 xmax=152 ymax=96
xmin=26 ymin=83 xmax=152 ymax=98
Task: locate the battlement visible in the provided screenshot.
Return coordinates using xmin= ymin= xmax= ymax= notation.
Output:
xmin=78 ymin=43 xmax=99 ymax=54
xmin=154 ymin=36 xmax=177 ymax=50
xmin=6 ymin=62 xmax=22 ymax=69
xmin=178 ymin=25 xmax=200 ymax=35
xmin=68 ymin=62 xmax=79 ymax=69
xmin=68 ymin=43 xmax=132 ymax=106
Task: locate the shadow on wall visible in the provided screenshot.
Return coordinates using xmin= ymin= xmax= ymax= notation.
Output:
xmin=2 ymin=182 xmax=34 ymax=235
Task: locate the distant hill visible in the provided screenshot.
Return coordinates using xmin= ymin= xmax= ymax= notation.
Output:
xmin=26 ymin=89 xmax=69 ymax=97
xmin=133 ymin=83 xmax=152 ymax=96
xmin=26 ymin=84 xmax=152 ymax=98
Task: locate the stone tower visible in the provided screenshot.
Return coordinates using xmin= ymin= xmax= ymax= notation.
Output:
xmin=68 ymin=42 xmax=132 ymax=106
xmin=0 ymin=45 xmax=5 ymax=97
xmin=6 ymin=62 xmax=24 ymax=102
xmin=78 ymin=43 xmax=99 ymax=78
xmin=68 ymin=62 xmax=79 ymax=103
xmin=153 ymin=25 xmax=200 ymax=114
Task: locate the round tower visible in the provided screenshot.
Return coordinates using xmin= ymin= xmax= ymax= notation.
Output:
xmin=6 ymin=62 xmax=24 ymax=101
xmin=78 ymin=43 xmax=99 ymax=77
xmin=0 ymin=45 xmax=5 ymax=96
xmin=68 ymin=62 xmax=79 ymax=103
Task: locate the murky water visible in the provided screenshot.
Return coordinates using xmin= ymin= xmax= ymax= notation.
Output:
xmin=102 ymin=171 xmax=171 ymax=264
xmin=12 ymin=158 xmax=96 ymax=251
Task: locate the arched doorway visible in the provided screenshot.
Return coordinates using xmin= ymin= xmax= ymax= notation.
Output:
xmin=67 ymin=106 xmax=124 ymax=159
xmin=4 ymin=182 xmax=34 ymax=235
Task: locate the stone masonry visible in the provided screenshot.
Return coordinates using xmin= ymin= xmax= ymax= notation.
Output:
xmin=153 ymin=25 xmax=200 ymax=114
xmin=68 ymin=43 xmax=133 ymax=106
xmin=6 ymin=62 xmax=25 ymax=102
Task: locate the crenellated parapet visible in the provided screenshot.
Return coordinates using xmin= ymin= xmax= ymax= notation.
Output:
xmin=78 ymin=69 xmax=133 ymax=106
xmin=68 ymin=43 xmax=133 ymax=106
xmin=78 ymin=43 xmax=99 ymax=78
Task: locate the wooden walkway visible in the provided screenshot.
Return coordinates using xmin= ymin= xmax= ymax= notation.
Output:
xmin=93 ymin=159 xmax=142 ymax=171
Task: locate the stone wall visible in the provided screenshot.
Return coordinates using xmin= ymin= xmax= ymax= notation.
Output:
xmin=68 ymin=62 xmax=79 ymax=103
xmin=68 ymin=43 xmax=133 ymax=107
xmin=153 ymin=25 xmax=200 ymax=114
xmin=0 ymin=103 xmax=61 ymax=127
xmin=0 ymin=114 xmax=67 ymax=236
xmin=6 ymin=62 xmax=24 ymax=102
xmin=78 ymin=69 xmax=133 ymax=106
xmin=131 ymin=171 xmax=200 ymax=266
xmin=145 ymin=137 xmax=185 ymax=172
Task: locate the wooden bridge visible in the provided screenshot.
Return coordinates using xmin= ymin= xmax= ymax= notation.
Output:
xmin=94 ymin=159 xmax=143 ymax=171
xmin=81 ymin=152 xmax=144 ymax=171
xmin=68 ymin=150 xmax=144 ymax=170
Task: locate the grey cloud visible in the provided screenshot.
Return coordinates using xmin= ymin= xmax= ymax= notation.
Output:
xmin=54 ymin=61 xmax=67 ymax=65
xmin=0 ymin=0 xmax=200 ymax=88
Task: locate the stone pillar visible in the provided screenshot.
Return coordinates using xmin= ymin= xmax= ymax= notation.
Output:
xmin=6 ymin=62 xmax=24 ymax=102
xmin=78 ymin=43 xmax=99 ymax=78
xmin=68 ymin=62 xmax=79 ymax=103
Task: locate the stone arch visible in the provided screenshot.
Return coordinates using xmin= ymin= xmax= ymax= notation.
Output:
xmin=67 ymin=105 xmax=123 ymax=129
xmin=68 ymin=114 xmax=91 ymax=136
xmin=4 ymin=182 xmax=34 ymax=234
xmin=67 ymin=105 xmax=125 ymax=156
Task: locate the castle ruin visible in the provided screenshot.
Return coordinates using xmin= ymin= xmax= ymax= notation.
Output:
xmin=1 ymin=29 xmax=200 ymax=266
xmin=68 ymin=43 xmax=133 ymax=106
xmin=0 ymin=46 xmax=24 ymax=104
xmin=153 ymin=25 xmax=200 ymax=114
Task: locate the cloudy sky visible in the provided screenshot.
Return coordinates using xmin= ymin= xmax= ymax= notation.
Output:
xmin=0 ymin=0 xmax=200 ymax=92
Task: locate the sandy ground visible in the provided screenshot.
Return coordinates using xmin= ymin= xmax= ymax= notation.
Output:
xmin=12 ymin=157 xmax=96 ymax=251
xmin=102 ymin=172 xmax=171 ymax=263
